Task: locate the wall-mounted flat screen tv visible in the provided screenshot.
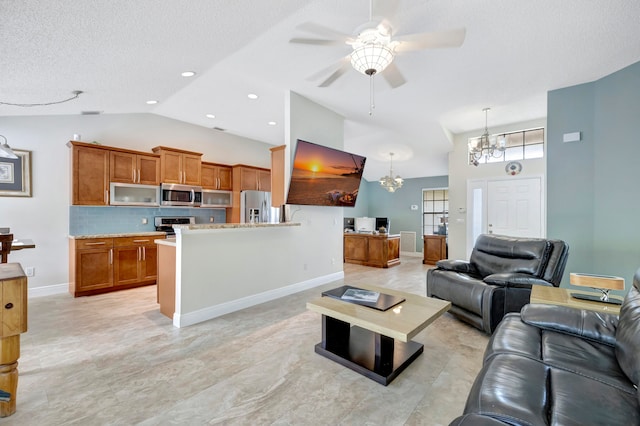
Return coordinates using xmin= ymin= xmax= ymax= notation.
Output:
xmin=286 ymin=139 xmax=366 ymax=207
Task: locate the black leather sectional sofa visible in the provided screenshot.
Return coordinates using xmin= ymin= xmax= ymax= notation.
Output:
xmin=427 ymin=234 xmax=569 ymax=333
xmin=450 ymin=268 xmax=640 ymax=425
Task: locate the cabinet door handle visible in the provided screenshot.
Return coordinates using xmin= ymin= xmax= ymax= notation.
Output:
xmin=133 ymin=239 xmax=149 ymax=243
xmin=109 ymin=248 xmax=113 ymax=264
xmin=142 ymin=247 xmax=146 ymax=261
xmin=138 ymin=247 xmax=141 ymax=261
xmin=137 ymin=169 xmax=141 ymax=183
xmin=105 ymin=190 xmax=108 ymax=204
xmin=132 ymin=169 xmax=136 ymax=183
xmin=86 ymin=242 xmax=106 ymax=246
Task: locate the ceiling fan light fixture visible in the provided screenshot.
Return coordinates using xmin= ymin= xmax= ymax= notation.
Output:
xmin=350 ymin=43 xmax=394 ymax=76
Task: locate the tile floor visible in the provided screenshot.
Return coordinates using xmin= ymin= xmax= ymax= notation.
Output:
xmin=6 ymin=256 xmax=488 ymax=425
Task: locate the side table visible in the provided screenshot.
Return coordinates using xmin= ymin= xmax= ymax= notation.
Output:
xmin=0 ymin=263 xmax=28 ymax=417
xmin=530 ymin=285 xmax=623 ymax=315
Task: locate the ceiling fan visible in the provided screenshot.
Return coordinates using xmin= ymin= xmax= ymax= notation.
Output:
xmin=289 ymin=0 xmax=466 ymax=89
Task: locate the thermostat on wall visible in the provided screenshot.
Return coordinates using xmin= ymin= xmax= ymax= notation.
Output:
xmin=410 ymin=205 xmax=418 ymax=211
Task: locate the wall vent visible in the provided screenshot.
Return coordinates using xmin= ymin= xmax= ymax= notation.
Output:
xmin=81 ymin=110 xmax=102 ymax=115
xmin=400 ymin=231 xmax=417 ymax=253
xmin=213 ymin=126 xmax=226 ymax=132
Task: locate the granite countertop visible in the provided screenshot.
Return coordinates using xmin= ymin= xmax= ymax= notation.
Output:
xmin=69 ymin=231 xmax=167 ymax=239
xmin=173 ymin=223 xmax=301 ymax=231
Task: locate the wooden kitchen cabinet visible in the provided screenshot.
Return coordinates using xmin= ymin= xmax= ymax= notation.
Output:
xmin=152 ymin=146 xmax=202 ymax=185
xmin=233 ymin=165 xmax=271 ymax=191
xmin=113 ymin=237 xmax=157 ymax=287
xmin=69 ymin=238 xmax=114 ymax=295
xmin=69 ymin=235 xmax=162 ymax=297
xmin=201 ymin=162 xmax=232 ymax=190
xmin=70 ymin=142 xmax=110 ymax=205
xmin=423 ymin=234 xmax=447 ymax=265
xmin=109 ymin=150 xmax=160 ymax=185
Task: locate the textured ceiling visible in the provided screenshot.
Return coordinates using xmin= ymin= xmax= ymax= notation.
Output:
xmin=2 ymin=0 xmax=640 ymax=180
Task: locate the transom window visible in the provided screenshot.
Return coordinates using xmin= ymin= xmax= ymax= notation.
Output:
xmin=423 ymin=189 xmax=448 ymax=236
xmin=468 ymin=128 xmax=544 ymax=165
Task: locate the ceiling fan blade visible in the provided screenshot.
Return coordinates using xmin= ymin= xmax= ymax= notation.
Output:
xmin=289 ymin=37 xmax=348 ymax=46
xmin=381 ymin=62 xmax=406 ymax=88
xmin=394 ymin=28 xmax=466 ymax=52
xmin=296 ymin=22 xmax=352 ymax=41
xmin=306 ymin=56 xmax=352 ymax=88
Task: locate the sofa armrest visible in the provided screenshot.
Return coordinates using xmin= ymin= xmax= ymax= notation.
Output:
xmin=520 ymin=304 xmax=618 ymax=346
xmin=435 ymin=259 xmax=479 ymax=275
xmin=483 ymin=272 xmax=555 ymax=288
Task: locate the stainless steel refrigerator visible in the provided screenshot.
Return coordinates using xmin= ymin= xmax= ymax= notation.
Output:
xmin=240 ymin=190 xmax=280 ymax=224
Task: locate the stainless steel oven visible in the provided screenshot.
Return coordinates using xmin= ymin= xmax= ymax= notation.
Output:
xmin=160 ymin=183 xmax=202 ymax=207
xmin=154 ymin=216 xmax=195 ymax=236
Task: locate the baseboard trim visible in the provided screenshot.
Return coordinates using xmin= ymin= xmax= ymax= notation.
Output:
xmin=28 ymin=283 xmax=69 ymax=298
xmin=173 ymin=271 xmax=344 ymax=328
xmin=401 ymin=251 xmax=423 ymax=258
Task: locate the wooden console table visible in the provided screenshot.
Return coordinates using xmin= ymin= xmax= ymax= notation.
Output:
xmin=423 ymin=234 xmax=447 ymax=265
xmin=0 ymin=263 xmax=28 ymax=417
xmin=344 ymin=233 xmax=400 ymax=268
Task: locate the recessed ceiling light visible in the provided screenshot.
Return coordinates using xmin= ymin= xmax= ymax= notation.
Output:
xmin=181 ymin=71 xmax=196 ymax=77
xmin=268 ymin=121 xmax=277 ymax=126
xmin=205 ymin=114 xmax=216 ymax=119
xmin=247 ymin=93 xmax=258 ymax=100
xmin=146 ymin=100 xmax=158 ymax=105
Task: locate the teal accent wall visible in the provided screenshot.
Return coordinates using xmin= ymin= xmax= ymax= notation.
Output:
xmin=548 ymin=60 xmax=640 ymax=291
xmin=357 ymin=175 xmax=448 ymax=252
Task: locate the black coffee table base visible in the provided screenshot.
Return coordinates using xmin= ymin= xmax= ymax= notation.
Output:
xmin=314 ymin=315 xmax=424 ymax=386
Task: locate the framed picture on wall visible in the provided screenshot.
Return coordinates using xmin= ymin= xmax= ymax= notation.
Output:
xmin=0 ymin=149 xmax=32 ymax=197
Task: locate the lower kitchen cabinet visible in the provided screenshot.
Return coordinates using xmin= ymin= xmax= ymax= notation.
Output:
xmin=69 ymin=234 xmax=161 ymax=297
xmin=113 ymin=237 xmax=158 ymax=287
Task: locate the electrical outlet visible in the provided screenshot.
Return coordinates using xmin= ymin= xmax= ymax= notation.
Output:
xmin=209 ymin=217 xmax=215 ymax=223
xmin=303 ymin=263 xmax=308 ymax=271
xmin=25 ymin=266 xmax=35 ymax=277
xmin=331 ymin=258 xmax=335 ymax=265
xmin=141 ymin=218 xmax=148 ymax=224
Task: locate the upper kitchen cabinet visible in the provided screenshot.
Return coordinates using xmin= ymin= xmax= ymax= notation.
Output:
xmin=109 ymin=150 xmax=160 ymax=185
xmin=201 ymin=162 xmax=232 ymax=190
xmin=152 ymin=146 xmax=202 ymax=185
xmin=70 ymin=142 xmax=110 ymax=205
xmin=233 ymin=165 xmax=271 ymax=191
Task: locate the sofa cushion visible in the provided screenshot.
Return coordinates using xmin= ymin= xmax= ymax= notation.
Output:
xmin=615 ymin=271 xmax=640 ymax=386
xmin=470 ymin=234 xmax=552 ymax=278
xmin=485 ymin=310 xmax=635 ymax=395
xmin=465 ymin=354 xmax=640 ymax=426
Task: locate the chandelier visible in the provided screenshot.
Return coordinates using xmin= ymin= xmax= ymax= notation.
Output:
xmin=469 ymin=108 xmax=506 ymax=166
xmin=379 ymin=152 xmax=403 ymax=193
xmin=0 ymin=135 xmax=18 ymax=159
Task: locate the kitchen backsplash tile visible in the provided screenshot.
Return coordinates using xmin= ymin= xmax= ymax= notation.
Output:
xmin=69 ymin=206 xmax=226 ymax=236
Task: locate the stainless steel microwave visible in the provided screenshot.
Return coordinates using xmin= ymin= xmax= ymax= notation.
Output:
xmin=160 ymin=183 xmax=202 ymax=207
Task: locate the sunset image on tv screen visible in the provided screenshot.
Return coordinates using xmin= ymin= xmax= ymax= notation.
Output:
xmin=286 ymin=140 xmax=366 ymax=207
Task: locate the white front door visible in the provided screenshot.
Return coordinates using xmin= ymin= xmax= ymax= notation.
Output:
xmin=487 ymin=178 xmax=542 ymax=238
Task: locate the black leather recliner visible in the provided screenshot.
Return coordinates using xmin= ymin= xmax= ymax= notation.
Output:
xmin=426 ymin=234 xmax=569 ymax=333
xmin=449 ymin=266 xmax=640 ymax=425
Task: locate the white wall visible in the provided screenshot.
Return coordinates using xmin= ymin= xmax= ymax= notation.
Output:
xmin=284 ymin=91 xmax=346 ymax=277
xmin=0 ymin=113 xmax=274 ymax=292
xmin=447 ymin=118 xmax=547 ymax=261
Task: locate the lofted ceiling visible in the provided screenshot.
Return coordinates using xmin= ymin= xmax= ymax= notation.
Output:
xmin=2 ymin=0 xmax=640 ymax=181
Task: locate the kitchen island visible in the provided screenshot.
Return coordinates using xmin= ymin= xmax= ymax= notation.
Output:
xmin=155 ymin=222 xmax=344 ymax=328
xmin=343 ymin=232 xmax=400 ymax=268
